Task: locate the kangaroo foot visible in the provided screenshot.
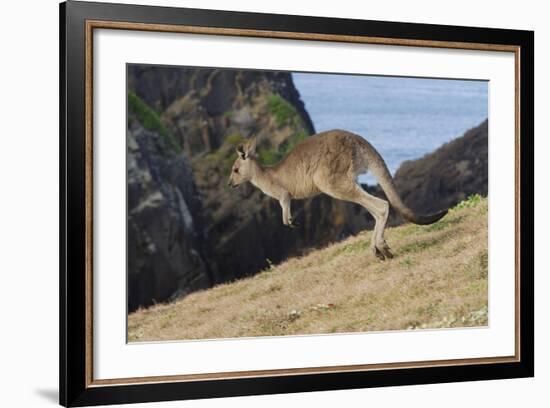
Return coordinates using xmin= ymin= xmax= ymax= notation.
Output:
xmin=377 ymin=242 xmax=394 ymax=259
xmin=288 ymin=217 xmax=300 ymax=228
xmin=372 ymin=246 xmax=386 ymax=261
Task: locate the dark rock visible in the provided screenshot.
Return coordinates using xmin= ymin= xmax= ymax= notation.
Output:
xmin=127 ymin=121 xmax=212 ymax=312
xmin=393 ymin=119 xmax=488 ymax=214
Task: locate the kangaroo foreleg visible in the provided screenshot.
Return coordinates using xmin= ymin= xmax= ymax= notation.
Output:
xmin=279 ymin=193 xmax=298 ymax=228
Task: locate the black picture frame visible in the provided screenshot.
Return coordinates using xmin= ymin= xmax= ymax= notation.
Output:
xmin=60 ymin=1 xmax=534 ymax=406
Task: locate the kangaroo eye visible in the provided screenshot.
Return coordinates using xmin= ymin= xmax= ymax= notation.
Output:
xmin=233 ymin=168 xmax=239 ymax=173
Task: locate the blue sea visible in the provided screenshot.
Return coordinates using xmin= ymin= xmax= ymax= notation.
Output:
xmin=292 ymin=73 xmax=488 ymax=185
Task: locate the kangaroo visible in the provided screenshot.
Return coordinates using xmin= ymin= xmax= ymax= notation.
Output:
xmin=227 ymin=130 xmax=448 ymax=260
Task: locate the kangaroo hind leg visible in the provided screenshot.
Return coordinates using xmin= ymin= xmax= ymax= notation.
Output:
xmin=352 ymin=185 xmax=393 ymax=260
xmin=319 ymin=181 xmax=393 ymax=260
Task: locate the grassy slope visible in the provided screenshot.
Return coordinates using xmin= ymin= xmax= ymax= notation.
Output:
xmin=128 ymin=196 xmax=488 ymax=342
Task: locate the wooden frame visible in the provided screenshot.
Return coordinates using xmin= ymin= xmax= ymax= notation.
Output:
xmin=60 ymin=1 xmax=534 ymax=406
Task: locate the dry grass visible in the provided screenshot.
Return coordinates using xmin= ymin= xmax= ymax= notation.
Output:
xmin=128 ymin=196 xmax=488 ymax=342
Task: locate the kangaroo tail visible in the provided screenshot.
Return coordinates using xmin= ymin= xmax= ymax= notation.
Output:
xmin=368 ymin=151 xmax=448 ymax=226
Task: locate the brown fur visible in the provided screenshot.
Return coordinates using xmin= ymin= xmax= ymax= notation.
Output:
xmin=228 ymin=130 xmax=447 ymax=260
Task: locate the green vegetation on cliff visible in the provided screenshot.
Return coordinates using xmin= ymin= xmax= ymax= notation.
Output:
xmin=204 ymin=133 xmax=246 ymax=175
xmin=202 ymin=93 xmax=311 ymax=171
xmin=258 ymin=130 xmax=308 ymax=165
xmin=204 ymin=128 xmax=309 ymax=171
xmin=128 ymin=91 xmax=180 ymax=152
xmin=128 ymin=195 xmax=488 ymax=341
xmin=268 ymin=94 xmax=302 ymax=128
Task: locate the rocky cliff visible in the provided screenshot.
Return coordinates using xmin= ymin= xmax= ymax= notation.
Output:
xmin=127 ymin=65 xmax=364 ymax=310
xmin=127 ymin=111 xmax=212 ymax=312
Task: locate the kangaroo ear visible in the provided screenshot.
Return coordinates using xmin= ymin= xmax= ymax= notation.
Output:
xmin=236 ymin=145 xmax=247 ymax=159
xmin=245 ymin=137 xmax=257 ymax=156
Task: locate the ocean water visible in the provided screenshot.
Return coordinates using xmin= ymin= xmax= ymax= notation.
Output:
xmin=292 ymin=73 xmax=488 ymax=185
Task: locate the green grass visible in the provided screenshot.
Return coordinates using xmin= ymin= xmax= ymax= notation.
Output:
xmin=453 ymin=193 xmax=485 ymax=211
xmin=128 ymin=91 xmax=180 ymax=152
xmin=340 ymin=240 xmax=370 ymax=254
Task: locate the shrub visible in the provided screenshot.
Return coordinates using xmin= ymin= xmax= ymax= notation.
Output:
xmin=267 ymin=94 xmax=300 ymax=128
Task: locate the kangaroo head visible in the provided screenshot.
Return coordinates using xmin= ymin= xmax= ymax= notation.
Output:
xmin=228 ymin=137 xmax=258 ymax=188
